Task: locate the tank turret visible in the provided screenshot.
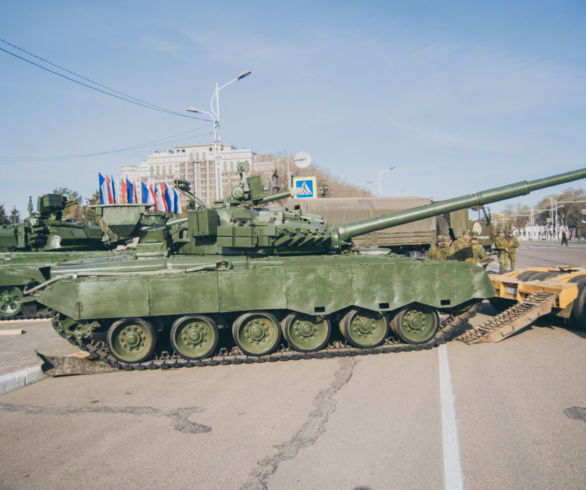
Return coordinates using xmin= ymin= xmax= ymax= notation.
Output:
xmin=171 ymin=169 xmax=586 ymax=256
xmin=0 ymin=193 xmax=105 ymax=252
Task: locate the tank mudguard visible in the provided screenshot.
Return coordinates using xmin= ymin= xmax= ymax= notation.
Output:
xmin=35 ymin=255 xmax=495 ymax=321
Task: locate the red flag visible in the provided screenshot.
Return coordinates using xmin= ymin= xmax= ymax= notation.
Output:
xmin=106 ymin=175 xmax=114 ymax=204
xmin=120 ymin=179 xmax=127 ymax=204
xmin=159 ymin=183 xmax=169 ymax=212
xmin=149 ymin=184 xmax=157 ymax=210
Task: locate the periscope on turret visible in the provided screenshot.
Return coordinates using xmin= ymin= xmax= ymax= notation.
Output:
xmin=1 ymin=168 xmax=584 ymax=366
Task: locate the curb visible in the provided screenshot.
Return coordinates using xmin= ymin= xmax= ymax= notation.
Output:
xmin=0 ymin=318 xmax=50 ymax=324
xmin=0 ymin=365 xmax=45 ymax=394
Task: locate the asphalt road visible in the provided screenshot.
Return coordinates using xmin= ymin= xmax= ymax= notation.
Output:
xmin=0 ymin=241 xmax=584 ymax=489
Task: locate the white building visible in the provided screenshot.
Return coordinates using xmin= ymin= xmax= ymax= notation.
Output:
xmin=121 ymin=144 xmax=294 ymax=205
xmin=121 ymin=144 xmax=255 ymax=203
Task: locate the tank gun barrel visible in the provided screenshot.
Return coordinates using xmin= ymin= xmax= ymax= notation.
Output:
xmin=336 ymin=168 xmax=586 ymax=242
xmin=255 ymin=190 xmax=291 ymax=205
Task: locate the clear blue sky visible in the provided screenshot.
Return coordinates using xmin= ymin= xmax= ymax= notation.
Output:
xmin=1 ymin=0 xmax=585 ymax=216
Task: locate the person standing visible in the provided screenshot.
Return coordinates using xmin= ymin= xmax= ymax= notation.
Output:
xmin=428 ymin=235 xmax=453 ymax=260
xmin=506 ymin=230 xmax=520 ymax=270
xmin=494 ymin=230 xmax=509 ymax=272
xmin=452 ymin=230 xmax=472 ymax=254
xmin=465 ymin=232 xmax=488 ymax=265
xmin=561 ymin=230 xmax=568 ymax=246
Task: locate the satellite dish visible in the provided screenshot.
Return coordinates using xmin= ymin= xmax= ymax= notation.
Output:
xmin=294 ymin=151 xmax=312 ymax=169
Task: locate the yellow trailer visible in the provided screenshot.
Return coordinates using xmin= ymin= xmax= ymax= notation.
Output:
xmin=489 ymin=266 xmax=586 ymax=330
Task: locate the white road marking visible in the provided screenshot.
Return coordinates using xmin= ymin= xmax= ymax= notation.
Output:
xmin=438 ymin=343 xmax=464 ymax=490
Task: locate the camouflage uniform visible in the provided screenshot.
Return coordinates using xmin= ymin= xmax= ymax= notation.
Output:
xmin=450 ymin=231 xmax=472 ymax=262
xmin=428 ymin=236 xmax=453 ymax=260
xmin=494 ymin=231 xmax=509 ymax=272
xmin=506 ymin=232 xmax=520 ymax=270
xmin=451 ymin=232 xmax=471 ymax=254
xmin=465 ymin=233 xmax=488 ymax=265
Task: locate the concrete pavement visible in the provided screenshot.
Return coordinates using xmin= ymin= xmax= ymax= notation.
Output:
xmin=0 ymin=319 xmax=80 ymax=394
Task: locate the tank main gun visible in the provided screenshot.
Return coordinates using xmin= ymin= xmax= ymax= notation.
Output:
xmin=170 ymin=168 xmax=585 ymax=255
xmin=335 ymin=168 xmax=586 ymax=242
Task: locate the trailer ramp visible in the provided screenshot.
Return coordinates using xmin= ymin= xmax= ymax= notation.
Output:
xmin=456 ymin=292 xmax=557 ymax=344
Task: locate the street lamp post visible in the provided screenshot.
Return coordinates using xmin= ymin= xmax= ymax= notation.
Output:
xmin=376 ymin=166 xmax=396 ymax=197
xmin=186 ymin=70 xmax=251 ymax=200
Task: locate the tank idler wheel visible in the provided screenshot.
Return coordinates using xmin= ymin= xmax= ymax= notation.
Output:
xmin=170 ymin=315 xmax=219 ymax=360
xmin=0 ymin=286 xmax=24 ymax=318
xmin=340 ymin=309 xmax=389 ymax=348
xmin=281 ymin=313 xmax=331 ymax=352
xmin=107 ymin=318 xmax=158 ymax=364
xmin=390 ymin=304 xmax=439 ymax=344
xmin=232 ymin=312 xmax=281 ymax=356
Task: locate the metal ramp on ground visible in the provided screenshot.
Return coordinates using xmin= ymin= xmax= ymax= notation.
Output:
xmin=456 ymin=292 xmax=557 ymax=344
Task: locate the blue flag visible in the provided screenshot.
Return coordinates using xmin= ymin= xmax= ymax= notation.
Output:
xmin=98 ymin=173 xmax=106 ymax=204
xmin=141 ymin=182 xmax=149 ymax=204
xmin=126 ymin=178 xmax=133 ymax=204
xmin=173 ymin=188 xmax=180 ymax=214
xmin=111 ymin=176 xmax=117 ymax=203
xmin=164 ymin=183 xmax=172 ymax=212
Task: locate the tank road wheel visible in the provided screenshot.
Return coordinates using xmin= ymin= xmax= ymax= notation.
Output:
xmin=170 ymin=315 xmax=219 ymax=360
xmin=107 ymin=318 xmax=158 ymax=364
xmin=340 ymin=309 xmax=389 ymax=348
xmin=0 ymin=287 xmax=23 ymax=318
xmin=390 ymin=304 xmax=439 ymax=344
xmin=232 ymin=312 xmax=281 ymax=356
xmin=281 ymin=313 xmax=331 ymax=352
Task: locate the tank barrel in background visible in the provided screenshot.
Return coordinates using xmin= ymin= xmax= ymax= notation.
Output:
xmin=255 ymin=190 xmax=291 ymax=205
xmin=336 ymin=168 xmax=586 ymax=242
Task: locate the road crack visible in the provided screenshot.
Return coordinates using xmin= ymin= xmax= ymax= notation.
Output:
xmin=241 ymin=357 xmax=357 ymax=490
xmin=0 ymin=402 xmax=211 ymax=434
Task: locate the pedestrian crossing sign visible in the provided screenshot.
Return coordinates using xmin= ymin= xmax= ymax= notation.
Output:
xmin=292 ymin=176 xmax=317 ymax=199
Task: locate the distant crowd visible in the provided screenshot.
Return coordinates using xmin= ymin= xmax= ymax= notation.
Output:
xmin=511 ymin=225 xmax=580 ymax=241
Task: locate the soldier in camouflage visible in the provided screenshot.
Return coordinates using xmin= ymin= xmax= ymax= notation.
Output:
xmin=465 ymin=232 xmax=488 ymax=265
xmin=427 ymin=235 xmax=453 ymax=260
xmin=451 ymin=230 xmax=472 ymax=254
xmin=494 ymin=229 xmax=509 ymax=272
xmin=506 ymin=230 xmax=520 ymax=270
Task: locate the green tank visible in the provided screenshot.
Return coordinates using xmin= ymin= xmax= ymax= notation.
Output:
xmin=0 ymin=194 xmax=105 ymax=252
xmin=17 ymin=168 xmax=586 ymax=367
xmin=0 ymin=194 xmax=166 ymax=317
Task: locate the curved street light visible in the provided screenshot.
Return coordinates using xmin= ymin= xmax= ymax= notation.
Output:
xmin=186 ymin=70 xmax=252 ymax=200
xmin=376 ymin=166 xmax=396 ymax=197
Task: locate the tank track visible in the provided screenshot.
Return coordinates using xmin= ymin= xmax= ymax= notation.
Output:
xmin=51 ymin=303 xmax=482 ymax=371
xmin=3 ymin=310 xmax=52 ymax=321
xmin=0 ymin=306 xmax=52 ymax=321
